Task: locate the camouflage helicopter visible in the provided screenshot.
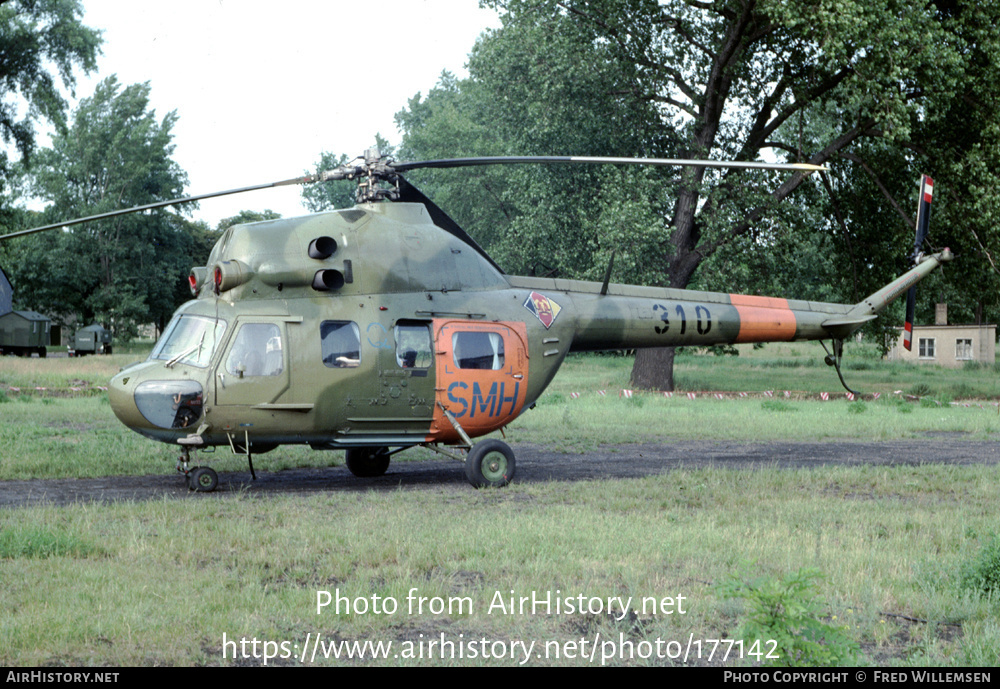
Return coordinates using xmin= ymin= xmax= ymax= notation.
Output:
xmin=0 ymin=151 xmax=950 ymax=491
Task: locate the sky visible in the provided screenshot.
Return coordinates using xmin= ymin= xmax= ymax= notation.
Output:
xmin=65 ymin=1 xmax=501 ymax=229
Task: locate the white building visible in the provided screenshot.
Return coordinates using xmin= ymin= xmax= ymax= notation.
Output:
xmin=887 ymin=304 xmax=996 ymax=367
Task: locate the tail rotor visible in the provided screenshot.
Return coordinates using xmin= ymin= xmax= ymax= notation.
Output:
xmin=903 ymin=175 xmax=934 ymax=351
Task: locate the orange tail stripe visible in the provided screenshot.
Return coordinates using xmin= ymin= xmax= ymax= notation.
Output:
xmin=729 ymin=294 xmax=797 ymax=342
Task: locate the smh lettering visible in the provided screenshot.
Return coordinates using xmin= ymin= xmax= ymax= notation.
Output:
xmin=447 ymin=381 xmax=520 ymax=419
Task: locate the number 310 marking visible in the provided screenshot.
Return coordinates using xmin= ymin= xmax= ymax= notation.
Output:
xmin=653 ymin=303 xmax=712 ymax=335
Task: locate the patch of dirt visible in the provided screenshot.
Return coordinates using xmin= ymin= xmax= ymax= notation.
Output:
xmin=1 ymin=439 xmax=998 ymax=509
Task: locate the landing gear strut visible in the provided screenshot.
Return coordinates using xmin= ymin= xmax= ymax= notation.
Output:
xmin=821 ymin=338 xmax=859 ymax=396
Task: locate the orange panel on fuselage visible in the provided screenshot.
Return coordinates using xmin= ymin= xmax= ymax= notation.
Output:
xmin=729 ymin=294 xmax=797 ymax=342
xmin=428 ymin=319 xmax=529 ymax=443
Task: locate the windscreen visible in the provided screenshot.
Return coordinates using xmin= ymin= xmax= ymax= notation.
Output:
xmin=149 ymin=314 xmax=228 ymax=368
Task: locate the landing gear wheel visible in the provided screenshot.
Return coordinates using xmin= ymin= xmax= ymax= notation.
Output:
xmin=345 ymin=447 xmax=391 ymax=478
xmin=188 ymin=466 xmax=219 ymax=492
xmin=465 ymin=439 xmax=515 ymax=488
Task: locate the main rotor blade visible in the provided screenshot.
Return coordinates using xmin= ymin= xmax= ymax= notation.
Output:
xmin=0 ymin=174 xmax=323 ymax=241
xmin=393 ymin=155 xmax=827 ymax=174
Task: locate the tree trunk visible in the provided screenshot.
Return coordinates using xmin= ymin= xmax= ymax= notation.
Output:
xmin=630 ymin=347 xmax=676 ymax=391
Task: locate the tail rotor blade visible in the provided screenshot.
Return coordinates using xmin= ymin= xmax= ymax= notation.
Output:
xmin=903 ymin=286 xmax=917 ymax=351
xmin=913 ymin=175 xmax=934 ymax=258
xmin=903 ymin=175 xmax=934 ymax=351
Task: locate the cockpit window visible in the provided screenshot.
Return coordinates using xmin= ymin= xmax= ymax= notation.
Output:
xmin=226 ymin=323 xmax=283 ymax=377
xmin=150 ymin=315 xmax=228 ymax=368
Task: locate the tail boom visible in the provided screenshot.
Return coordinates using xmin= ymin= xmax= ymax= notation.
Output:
xmin=509 ymin=246 xmax=953 ymax=355
xmin=850 ymin=248 xmax=954 ymax=320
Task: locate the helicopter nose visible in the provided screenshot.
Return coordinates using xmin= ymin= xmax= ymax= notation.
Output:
xmin=108 ymin=368 xmax=145 ymax=430
xmin=109 ymin=366 xmax=205 ymax=432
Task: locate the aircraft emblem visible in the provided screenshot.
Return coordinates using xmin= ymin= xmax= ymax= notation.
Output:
xmin=523 ymin=291 xmax=562 ymax=329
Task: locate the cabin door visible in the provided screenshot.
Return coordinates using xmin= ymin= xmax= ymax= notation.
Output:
xmin=430 ymin=320 xmax=529 ymax=442
xmin=214 ymin=319 xmax=290 ymax=408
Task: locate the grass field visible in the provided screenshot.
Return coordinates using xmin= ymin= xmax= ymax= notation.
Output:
xmin=1 ymin=345 xmax=999 ymax=666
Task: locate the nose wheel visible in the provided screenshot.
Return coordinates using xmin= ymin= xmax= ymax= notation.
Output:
xmin=187 ymin=466 xmax=219 ymax=492
xmin=177 ymin=449 xmax=219 ymax=492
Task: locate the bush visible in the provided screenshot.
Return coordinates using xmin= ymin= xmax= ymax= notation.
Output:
xmin=719 ymin=568 xmax=861 ymax=667
xmin=960 ymin=534 xmax=1000 ymax=598
xmin=761 ymin=400 xmax=794 ymax=412
xmin=847 ymin=400 xmax=867 ymax=414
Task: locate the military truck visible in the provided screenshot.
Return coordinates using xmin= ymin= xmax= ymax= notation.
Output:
xmin=0 ymin=310 xmax=51 ymax=357
xmin=68 ymin=324 xmax=112 ymax=356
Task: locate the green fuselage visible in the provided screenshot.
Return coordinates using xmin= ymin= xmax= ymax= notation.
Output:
xmin=107 ymin=202 xmax=950 ymax=452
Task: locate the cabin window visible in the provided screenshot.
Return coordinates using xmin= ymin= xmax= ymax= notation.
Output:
xmin=918 ymin=337 xmax=936 ymax=359
xmin=321 ymin=320 xmax=361 ymax=368
xmin=453 ymin=331 xmax=504 ymax=370
xmin=226 ymin=323 xmax=283 ymax=377
xmin=956 ymin=338 xmax=973 ymax=360
xmin=394 ymin=321 xmax=432 ymax=369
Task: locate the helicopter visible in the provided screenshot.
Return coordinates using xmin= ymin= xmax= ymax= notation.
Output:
xmin=0 ymin=151 xmax=951 ymax=491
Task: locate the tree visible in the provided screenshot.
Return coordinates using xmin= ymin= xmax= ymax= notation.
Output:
xmin=215 ymin=210 xmax=281 ymax=232
xmin=0 ymin=0 xmax=101 ymax=258
xmin=0 ymin=0 xmax=101 ymax=180
xmin=399 ymin=0 xmax=1000 ymax=389
xmin=16 ymin=76 xmax=192 ymax=338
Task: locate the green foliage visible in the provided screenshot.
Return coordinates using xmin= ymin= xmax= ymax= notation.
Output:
xmin=397 ymin=0 xmax=1000 ymax=390
xmin=847 ymin=400 xmax=867 ymax=414
xmin=960 ymin=533 xmax=1000 ymax=598
xmin=0 ymin=0 xmax=101 ymax=176
xmin=720 ymin=568 xmax=861 ymax=667
xmin=215 ymin=210 xmax=281 ymax=232
xmin=761 ymin=399 xmax=794 ymax=413
xmin=0 ymin=525 xmax=101 ymax=559
xmin=13 ymin=77 xmax=197 ymax=336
